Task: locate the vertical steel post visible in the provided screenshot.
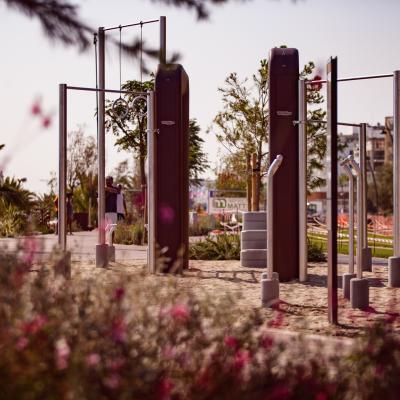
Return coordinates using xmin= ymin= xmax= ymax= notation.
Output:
xmin=251 ymin=153 xmax=258 ymax=211
xmin=359 ymin=123 xmax=367 ymax=249
xmin=58 ymin=84 xmax=67 ymax=252
xmin=95 ymin=27 xmax=108 ymax=267
xmin=327 ymin=57 xmax=338 ymax=324
xmin=299 ymin=79 xmax=308 ymax=282
xmin=267 ymin=155 xmax=283 ymax=280
xmin=394 ymin=71 xmax=400 ymax=256
xmin=160 ymin=16 xmax=166 ymax=64
xmin=246 ymin=154 xmax=252 ymax=211
xmin=147 ymin=90 xmax=156 ymax=273
xmin=342 ymin=164 xmax=355 ymax=274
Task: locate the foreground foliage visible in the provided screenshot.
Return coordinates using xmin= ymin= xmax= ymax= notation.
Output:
xmin=0 ymin=243 xmax=400 ymax=399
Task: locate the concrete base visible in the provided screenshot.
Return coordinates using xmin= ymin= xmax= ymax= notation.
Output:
xmin=350 ymin=278 xmax=369 ymax=310
xmin=54 ymin=251 xmax=71 ymax=279
xmin=362 ymin=247 xmax=372 ymax=272
xmin=342 ymin=273 xmax=356 ymax=300
xmin=261 ymin=271 xmax=279 ymax=281
xmin=108 ymin=245 xmax=116 ymax=262
xmin=96 ymin=244 xmax=109 ymax=268
xmin=388 ymin=256 xmax=400 ymax=287
xmin=240 ymin=249 xmax=266 ymax=268
xmin=261 ymin=278 xmax=279 ymax=307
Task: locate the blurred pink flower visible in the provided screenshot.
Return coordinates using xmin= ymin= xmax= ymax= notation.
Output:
xmin=106 ymin=357 xmax=125 ymax=371
xmin=233 ymin=349 xmax=251 ymax=370
xmin=86 ymin=353 xmax=101 ymax=367
xmin=157 ymin=377 xmax=174 ymax=400
xmin=16 ymin=337 xmax=29 ymax=350
xmin=224 ymin=335 xmax=238 ymax=349
xmin=270 ymin=385 xmax=290 ymax=399
xmin=315 ymin=392 xmax=328 ymax=400
xmin=103 ymin=374 xmax=121 ymax=390
xmin=55 ymin=338 xmax=70 ymax=370
xmin=113 ymin=287 xmax=125 ymax=302
xmin=21 ymin=237 xmax=39 ymax=266
xmin=31 ymin=100 xmax=42 ymax=116
xmin=111 ymin=317 xmax=126 ymax=343
xmin=260 ymin=334 xmax=274 ymax=349
xmin=159 ymin=203 xmax=175 ymax=224
xmin=22 ymin=314 xmax=47 ymax=335
xmin=169 ymin=304 xmax=189 ymax=321
xmin=42 ymin=115 xmax=52 ymax=129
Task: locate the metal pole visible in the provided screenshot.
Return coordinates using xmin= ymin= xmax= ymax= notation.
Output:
xmin=393 ymin=71 xmax=400 ymax=256
xmin=348 ymin=157 xmax=362 ymax=279
xmin=98 ymin=27 xmax=106 ymax=246
xmin=299 ymin=79 xmax=308 ymax=282
xmin=58 ymin=84 xmax=67 ymax=252
xmin=359 ymin=123 xmax=367 ymax=249
xmin=246 ymin=154 xmax=252 ymax=211
xmin=342 ymin=163 xmax=355 ymax=275
xmin=160 ymin=16 xmax=166 ymax=64
xmin=327 ymin=57 xmax=338 ymax=324
xmin=251 ymin=153 xmax=258 ymax=211
xmin=267 ymin=155 xmax=283 ymax=280
xmin=147 ymin=90 xmax=156 ymax=273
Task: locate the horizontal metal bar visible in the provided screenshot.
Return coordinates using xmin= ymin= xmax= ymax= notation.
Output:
xmin=295 ymin=119 xmax=361 ymax=127
xmin=306 ymin=73 xmax=393 ymax=86
xmin=104 ymin=19 xmax=159 ymax=32
xmin=67 ymin=86 xmax=147 ymax=95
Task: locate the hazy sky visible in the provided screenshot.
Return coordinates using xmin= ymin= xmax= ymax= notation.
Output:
xmin=1 ymin=0 xmax=400 ymax=193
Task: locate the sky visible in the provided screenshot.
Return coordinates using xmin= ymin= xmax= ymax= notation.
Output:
xmin=1 ymin=0 xmax=400 ymax=193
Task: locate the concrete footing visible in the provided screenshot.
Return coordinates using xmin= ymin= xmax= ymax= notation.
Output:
xmin=362 ymin=247 xmax=372 ymax=272
xmin=261 ymin=277 xmax=279 ymax=307
xmin=54 ymin=251 xmax=71 ymax=278
xmin=388 ymin=256 xmax=400 ymax=287
xmin=342 ymin=273 xmax=356 ymax=300
xmin=350 ymin=278 xmax=369 ymax=310
xmin=96 ymin=244 xmax=109 ymax=268
xmin=108 ymin=245 xmax=116 ymax=262
xmin=240 ymin=249 xmax=266 ymax=268
xmin=261 ymin=271 xmax=279 ymax=281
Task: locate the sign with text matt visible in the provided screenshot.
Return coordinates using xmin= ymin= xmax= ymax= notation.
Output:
xmin=208 ymin=197 xmax=248 ymax=214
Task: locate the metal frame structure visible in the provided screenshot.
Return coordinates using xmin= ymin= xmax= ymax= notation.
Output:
xmin=58 ymin=17 xmax=166 ymax=268
xmin=298 ymin=61 xmax=400 ymax=322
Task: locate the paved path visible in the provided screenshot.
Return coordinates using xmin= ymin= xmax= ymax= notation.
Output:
xmin=0 ymin=231 xmax=147 ymax=262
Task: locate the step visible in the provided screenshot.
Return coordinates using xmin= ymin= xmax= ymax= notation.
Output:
xmin=240 ymin=249 xmax=267 ymax=268
xmin=241 ymin=211 xmax=267 ymax=222
xmin=241 ymin=230 xmax=266 ymax=241
xmin=243 ymin=221 xmax=266 ymax=230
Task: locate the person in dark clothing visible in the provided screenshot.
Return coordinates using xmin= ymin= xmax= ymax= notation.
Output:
xmin=66 ymin=193 xmax=73 ymax=235
xmin=105 ymin=176 xmax=118 ymax=243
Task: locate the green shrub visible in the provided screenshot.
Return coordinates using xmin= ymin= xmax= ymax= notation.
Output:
xmin=307 ymin=238 xmax=327 ymax=262
xmin=114 ymin=220 xmax=147 ymax=245
xmin=189 ymin=233 xmax=240 ymax=260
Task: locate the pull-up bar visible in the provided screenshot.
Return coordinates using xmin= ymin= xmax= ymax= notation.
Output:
xmin=104 ymin=19 xmax=159 ymax=32
xmin=66 ymin=85 xmax=146 ymax=96
xmin=295 ymin=119 xmax=362 ymax=128
xmin=306 ymin=73 xmax=393 ymax=85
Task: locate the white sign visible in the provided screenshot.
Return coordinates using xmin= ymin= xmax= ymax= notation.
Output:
xmin=209 ymin=197 xmax=248 ymax=214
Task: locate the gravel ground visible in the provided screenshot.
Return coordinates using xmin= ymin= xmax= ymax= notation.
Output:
xmin=72 ymin=259 xmax=400 ymax=338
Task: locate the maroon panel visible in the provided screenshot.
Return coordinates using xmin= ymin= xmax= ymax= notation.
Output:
xmin=155 ymin=64 xmax=189 ymax=272
xmin=269 ymin=48 xmax=299 ymax=282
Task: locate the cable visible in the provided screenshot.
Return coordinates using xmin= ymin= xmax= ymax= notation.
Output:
xmin=119 ymin=25 xmax=122 ymax=97
xmin=140 ymin=21 xmax=143 ymax=82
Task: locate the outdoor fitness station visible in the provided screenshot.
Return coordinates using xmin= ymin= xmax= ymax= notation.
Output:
xmin=264 ymin=47 xmax=400 ymax=322
xmin=58 ymin=16 xmax=189 ymax=273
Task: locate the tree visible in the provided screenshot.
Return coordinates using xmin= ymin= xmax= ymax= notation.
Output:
xmin=66 ymin=127 xmax=97 ymax=212
xmin=367 ymin=164 xmax=392 ymax=215
xmin=105 ymin=79 xmax=209 ymax=188
xmin=210 ymin=57 xmax=327 ymax=210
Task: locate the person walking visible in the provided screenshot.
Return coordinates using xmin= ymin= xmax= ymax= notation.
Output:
xmin=105 ymin=176 xmax=118 ymax=244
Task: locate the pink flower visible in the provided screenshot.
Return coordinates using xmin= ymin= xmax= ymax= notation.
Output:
xmin=270 ymin=385 xmax=290 ymax=399
xmin=315 ymin=393 xmax=328 ymax=400
xmin=86 ymin=353 xmax=101 ymax=367
xmin=260 ymin=334 xmax=274 ymax=349
xmin=106 ymin=357 xmax=125 ymax=371
xmin=224 ymin=335 xmax=238 ymax=349
xmin=31 ymin=99 xmax=42 ymax=116
xmin=111 ymin=317 xmax=126 ymax=343
xmin=157 ymin=377 xmax=174 ymax=400
xmin=16 ymin=337 xmax=29 ymax=350
xmin=55 ymin=338 xmax=70 ymax=370
xmin=233 ymin=349 xmax=251 ymax=370
xmin=42 ymin=115 xmax=52 ymax=129
xmin=22 ymin=314 xmax=47 ymax=335
xmin=103 ymin=374 xmax=121 ymax=390
xmin=169 ymin=304 xmax=190 ymax=321
xmin=21 ymin=237 xmax=39 ymax=266
xmin=113 ymin=287 xmax=125 ymax=302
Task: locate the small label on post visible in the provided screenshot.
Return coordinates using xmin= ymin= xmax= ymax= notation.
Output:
xmin=161 ymin=120 xmax=175 ymax=126
xmin=277 ymin=111 xmax=292 ymax=117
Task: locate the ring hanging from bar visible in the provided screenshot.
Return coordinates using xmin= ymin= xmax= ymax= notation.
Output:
xmin=130 ymin=95 xmax=148 ymax=118
xmin=112 ymin=97 xmax=130 ymax=120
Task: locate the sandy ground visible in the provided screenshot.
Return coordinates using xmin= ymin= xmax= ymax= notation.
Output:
xmin=72 ymin=259 xmax=400 ymax=338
